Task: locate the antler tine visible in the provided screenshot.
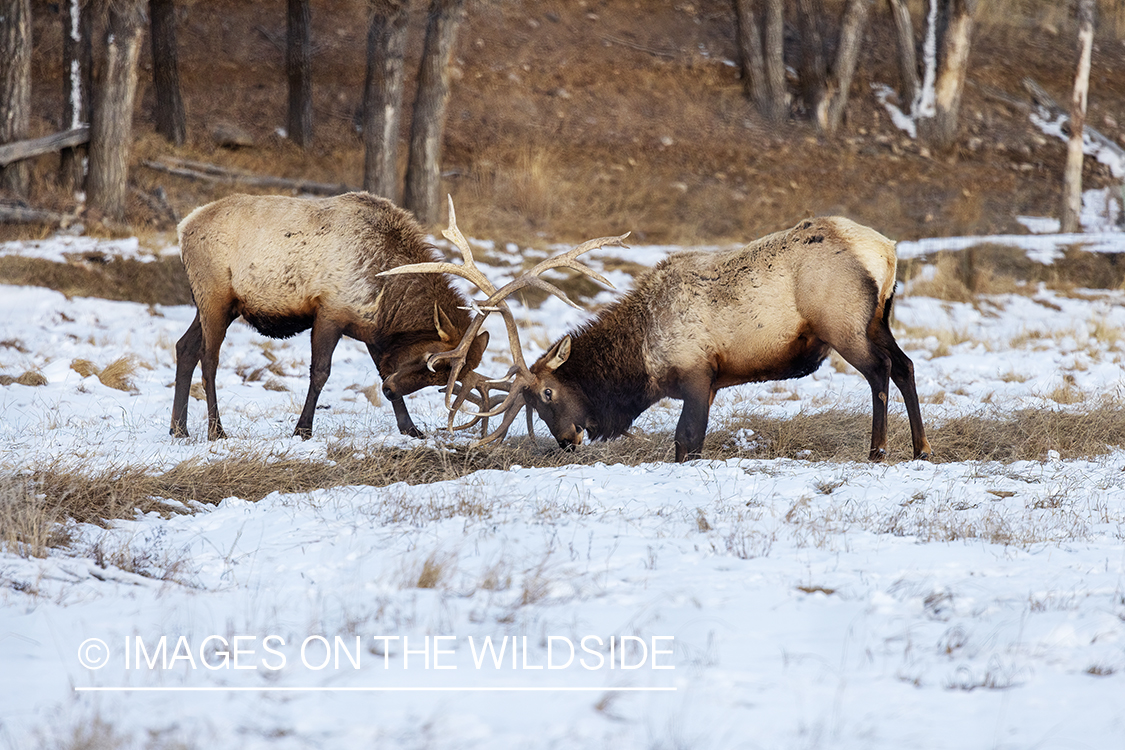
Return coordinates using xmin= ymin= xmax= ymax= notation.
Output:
xmin=481 ymin=232 xmax=628 ymax=311
xmin=378 ymin=196 xmax=499 ymax=296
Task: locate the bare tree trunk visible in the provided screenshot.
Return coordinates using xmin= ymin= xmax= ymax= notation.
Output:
xmin=0 ymin=0 xmax=32 ymax=196
xmin=929 ymin=0 xmax=973 ymax=148
xmin=762 ymin=0 xmax=786 ymax=121
xmin=149 ymin=0 xmax=186 ymax=146
xmin=732 ymin=0 xmax=769 ymax=116
xmin=1062 ymin=0 xmax=1097 ymax=234
xmin=60 ymin=0 xmax=92 ymax=191
xmin=886 ymin=0 xmax=919 ymax=109
xmin=362 ymin=0 xmax=409 ymax=201
xmin=286 ymin=0 xmax=312 ymax=147
xmin=820 ymin=0 xmax=874 ymax=134
xmin=795 ymin=0 xmax=827 ymax=120
xmin=403 ymin=0 xmax=466 ymax=226
xmin=88 ymin=0 xmax=145 ymax=222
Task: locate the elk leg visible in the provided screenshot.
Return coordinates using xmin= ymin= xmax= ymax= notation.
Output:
xmin=390 ymin=396 xmax=424 ymax=438
xmin=199 ymin=310 xmax=233 ymax=441
xmin=674 ymin=374 xmax=715 ymax=462
xmin=171 ymin=312 xmax=203 ymax=437
xmin=295 ymin=317 xmax=344 ymax=439
xmin=836 ymin=340 xmax=892 ymax=461
xmin=874 ymin=325 xmax=931 ymax=460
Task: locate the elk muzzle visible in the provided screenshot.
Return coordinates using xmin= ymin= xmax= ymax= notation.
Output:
xmin=554 ymin=424 xmax=585 ymax=451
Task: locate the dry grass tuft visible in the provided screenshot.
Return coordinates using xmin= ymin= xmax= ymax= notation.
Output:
xmin=0 ymin=475 xmax=72 ymax=558
xmin=1 ymin=371 xmax=48 ymax=386
xmin=415 ymin=553 xmax=449 ymax=589
xmin=70 ymin=357 xmax=139 ymax=392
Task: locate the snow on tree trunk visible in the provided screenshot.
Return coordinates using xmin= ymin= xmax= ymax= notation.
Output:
xmin=403 ymin=0 xmax=466 ymax=226
xmin=88 ymin=0 xmax=145 ymax=222
xmin=0 ymin=0 xmax=31 ymax=196
xmin=150 ymin=0 xmax=186 ymax=146
xmin=286 ymin=0 xmax=312 ymax=147
xmin=916 ymin=0 xmax=975 ymax=151
xmin=362 ymin=0 xmax=409 ymax=201
xmin=60 ymin=0 xmax=92 ymax=192
xmin=1062 ymin=0 xmax=1097 ymax=234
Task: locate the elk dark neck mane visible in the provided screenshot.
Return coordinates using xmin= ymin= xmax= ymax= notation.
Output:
xmin=555 ymin=295 xmax=657 ymax=440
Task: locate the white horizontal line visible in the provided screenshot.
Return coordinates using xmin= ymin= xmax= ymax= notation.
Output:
xmin=75 ymin=686 xmax=675 ymax=693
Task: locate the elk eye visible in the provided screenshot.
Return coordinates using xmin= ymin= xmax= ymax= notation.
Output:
xmin=543 ymin=388 xmax=553 ymax=403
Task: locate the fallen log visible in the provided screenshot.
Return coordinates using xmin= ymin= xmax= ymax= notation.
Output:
xmin=141 ymin=156 xmax=354 ymax=196
xmin=0 ymin=204 xmax=73 ymax=225
xmin=0 ymin=126 xmax=90 ymax=167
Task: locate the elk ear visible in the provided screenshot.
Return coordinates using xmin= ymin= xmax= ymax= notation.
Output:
xmin=467 ymin=331 xmax=490 ymax=368
xmin=542 ymin=335 xmax=571 ymax=372
xmin=433 ymin=303 xmax=455 ymax=342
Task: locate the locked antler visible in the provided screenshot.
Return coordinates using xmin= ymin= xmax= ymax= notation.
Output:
xmin=379 ymin=196 xmax=628 ymax=444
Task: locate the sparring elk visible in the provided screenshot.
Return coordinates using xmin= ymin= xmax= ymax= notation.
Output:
xmin=170 ymin=192 xmax=490 ymax=440
xmin=399 ymin=212 xmax=931 ymax=463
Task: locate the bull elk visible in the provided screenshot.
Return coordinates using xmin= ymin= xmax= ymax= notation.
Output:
xmin=170 ymin=192 xmax=490 ymax=440
xmin=398 ymin=210 xmax=931 ymax=463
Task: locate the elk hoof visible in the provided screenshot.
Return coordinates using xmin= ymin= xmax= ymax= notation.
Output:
xmin=170 ymin=425 xmax=189 ymax=438
xmin=400 ymin=425 xmax=424 ymax=439
xmin=294 ymin=426 xmax=313 ymax=440
xmin=868 ymin=447 xmax=887 ymax=462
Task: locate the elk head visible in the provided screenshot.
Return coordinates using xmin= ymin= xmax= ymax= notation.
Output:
xmin=379 ymin=196 xmax=628 ymax=443
xmin=378 ymin=302 xmax=490 ymax=402
xmin=517 ymin=335 xmax=592 ymax=450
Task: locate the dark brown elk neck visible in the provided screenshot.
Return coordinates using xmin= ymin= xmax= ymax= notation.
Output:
xmin=554 ymin=297 xmax=658 ymax=440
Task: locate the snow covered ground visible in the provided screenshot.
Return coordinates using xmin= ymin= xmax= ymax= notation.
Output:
xmin=2 ymin=225 xmax=1124 ymax=749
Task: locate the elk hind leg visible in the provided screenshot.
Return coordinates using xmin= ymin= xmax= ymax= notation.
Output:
xmin=199 ymin=309 xmax=234 ymax=440
xmin=171 ymin=312 xmax=203 ymax=437
xmin=872 ymin=320 xmax=931 ymax=459
xmin=833 ymin=337 xmax=892 ymax=461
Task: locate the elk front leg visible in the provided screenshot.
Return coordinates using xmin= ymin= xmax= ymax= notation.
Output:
xmin=674 ymin=373 xmax=715 ymax=462
xmin=295 ymin=317 xmax=344 ymax=439
xmin=390 ymin=396 xmax=424 ymax=439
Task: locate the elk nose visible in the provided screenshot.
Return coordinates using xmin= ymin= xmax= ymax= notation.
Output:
xmin=381 ymin=377 xmax=398 ymax=399
xmin=555 ymin=425 xmax=584 ymax=451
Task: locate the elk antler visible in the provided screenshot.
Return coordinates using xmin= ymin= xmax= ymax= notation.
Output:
xmin=378 ymin=195 xmax=628 ymax=444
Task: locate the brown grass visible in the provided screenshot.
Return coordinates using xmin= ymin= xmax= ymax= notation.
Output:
xmin=0 ymin=255 xmax=192 ymax=306
xmin=0 ymin=371 xmax=48 ymax=386
xmin=6 ymin=399 xmax=1125 ymax=559
xmin=70 ymin=357 xmax=140 ymax=392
